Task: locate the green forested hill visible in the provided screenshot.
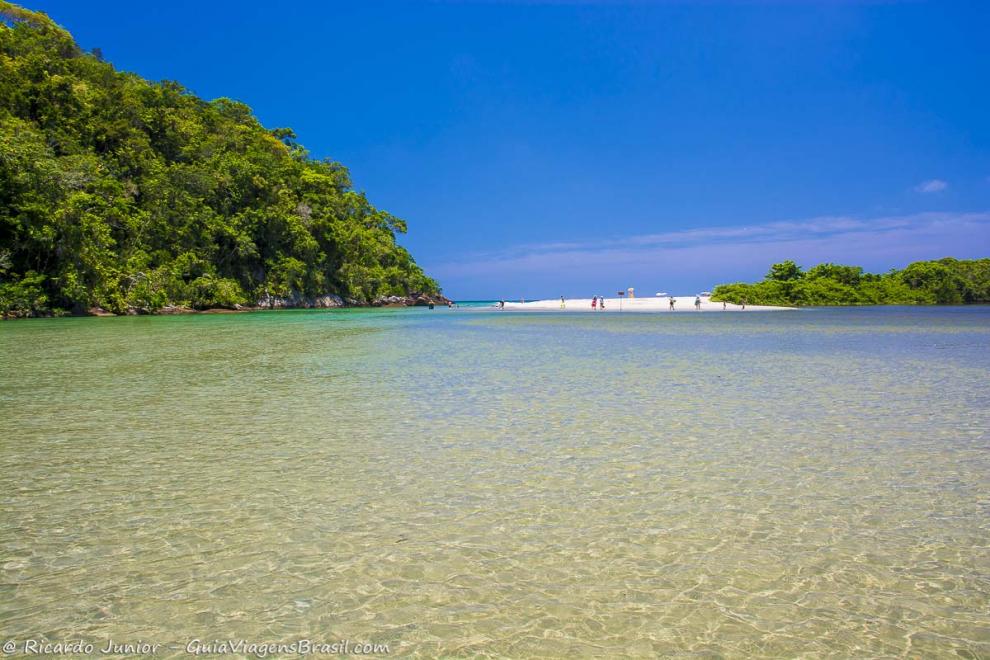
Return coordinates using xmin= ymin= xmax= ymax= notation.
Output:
xmin=0 ymin=2 xmax=440 ymax=317
xmin=712 ymin=258 xmax=990 ymax=306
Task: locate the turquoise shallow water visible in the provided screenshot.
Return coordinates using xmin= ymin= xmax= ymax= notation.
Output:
xmin=1 ymin=306 xmax=989 ymax=657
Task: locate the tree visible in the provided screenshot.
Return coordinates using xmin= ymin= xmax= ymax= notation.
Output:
xmin=805 ymin=263 xmax=863 ymax=287
xmin=766 ymin=260 xmax=803 ymax=282
xmin=899 ymin=261 xmax=966 ymax=304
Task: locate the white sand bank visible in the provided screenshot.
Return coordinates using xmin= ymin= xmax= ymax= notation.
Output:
xmin=498 ymin=296 xmax=794 ymax=312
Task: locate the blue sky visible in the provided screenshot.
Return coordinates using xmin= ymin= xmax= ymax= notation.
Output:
xmin=30 ymin=0 xmax=990 ymax=298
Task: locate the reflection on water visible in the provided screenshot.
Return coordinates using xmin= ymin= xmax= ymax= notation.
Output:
xmin=1 ymin=307 xmax=989 ymax=656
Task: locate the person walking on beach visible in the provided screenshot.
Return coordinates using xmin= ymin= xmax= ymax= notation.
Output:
xmin=723 ymin=301 xmax=727 ymax=310
xmin=668 ymin=296 xmax=675 ymax=311
xmin=560 ymin=296 xmax=566 ymax=309
xmin=599 ymin=296 xmax=605 ymax=311
xmin=591 ymin=296 xmax=597 ymax=311
xmin=695 ymin=296 xmax=701 ymax=311
xmin=741 ymin=298 xmax=747 ymax=310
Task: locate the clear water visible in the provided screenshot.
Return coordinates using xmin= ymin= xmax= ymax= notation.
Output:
xmin=1 ymin=307 xmax=988 ymax=657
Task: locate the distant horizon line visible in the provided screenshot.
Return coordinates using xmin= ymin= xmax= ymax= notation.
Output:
xmin=426 ymin=212 xmax=990 ymax=299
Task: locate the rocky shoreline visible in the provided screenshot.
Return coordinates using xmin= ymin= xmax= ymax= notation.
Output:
xmin=2 ymin=292 xmax=452 ymax=319
xmin=112 ymin=292 xmax=452 ymax=317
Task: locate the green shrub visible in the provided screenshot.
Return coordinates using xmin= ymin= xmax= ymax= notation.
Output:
xmin=713 ymin=259 xmax=989 ymax=306
xmin=0 ymin=271 xmax=48 ymax=317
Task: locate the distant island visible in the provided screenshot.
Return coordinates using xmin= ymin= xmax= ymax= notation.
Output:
xmin=0 ymin=2 xmax=445 ymax=319
xmin=712 ymin=258 xmax=990 ymax=306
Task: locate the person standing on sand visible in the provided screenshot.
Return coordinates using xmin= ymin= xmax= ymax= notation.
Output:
xmin=560 ymin=296 xmax=566 ymax=309
xmin=695 ymin=296 xmax=701 ymax=311
xmin=723 ymin=301 xmax=727 ymax=310
xmin=741 ymin=298 xmax=747 ymax=310
xmin=591 ymin=296 xmax=597 ymax=310
xmin=599 ymin=296 xmax=605 ymax=311
xmin=669 ymin=296 xmax=675 ymax=311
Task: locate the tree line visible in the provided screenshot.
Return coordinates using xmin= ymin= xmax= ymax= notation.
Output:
xmin=0 ymin=2 xmax=440 ymax=317
xmin=712 ymin=258 xmax=990 ymax=306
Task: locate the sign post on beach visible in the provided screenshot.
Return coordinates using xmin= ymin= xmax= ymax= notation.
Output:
xmin=617 ymin=291 xmax=624 ymax=312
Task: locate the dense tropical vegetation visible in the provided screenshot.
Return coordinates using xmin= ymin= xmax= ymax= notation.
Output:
xmin=712 ymin=258 xmax=990 ymax=306
xmin=0 ymin=2 xmax=440 ymax=318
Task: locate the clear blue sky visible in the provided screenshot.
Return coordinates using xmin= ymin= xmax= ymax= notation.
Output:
xmin=30 ymin=0 xmax=990 ymax=299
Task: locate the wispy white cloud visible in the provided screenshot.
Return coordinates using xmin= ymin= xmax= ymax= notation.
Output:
xmin=428 ymin=211 xmax=990 ymax=297
xmin=915 ymin=179 xmax=948 ymax=193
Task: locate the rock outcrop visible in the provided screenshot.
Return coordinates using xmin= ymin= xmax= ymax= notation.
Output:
xmin=256 ymin=293 xmax=345 ymax=309
xmin=371 ymin=292 xmax=453 ymax=307
xmin=72 ymin=291 xmax=450 ymax=317
xmin=87 ymin=307 xmax=116 ymax=317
